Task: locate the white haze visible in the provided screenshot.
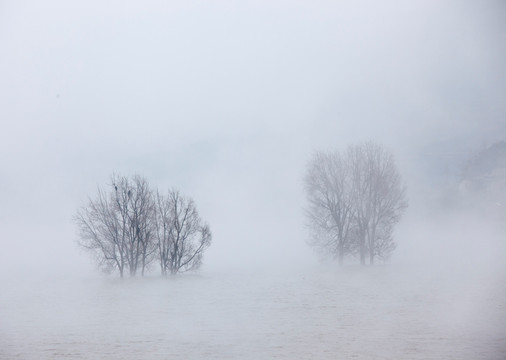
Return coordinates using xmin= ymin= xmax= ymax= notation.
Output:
xmin=1 ymin=0 xmax=505 ymax=358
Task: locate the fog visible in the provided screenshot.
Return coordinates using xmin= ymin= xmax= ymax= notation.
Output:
xmin=1 ymin=0 xmax=505 ymax=358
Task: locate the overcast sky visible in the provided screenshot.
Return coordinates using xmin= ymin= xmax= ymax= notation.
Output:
xmin=1 ymin=0 xmax=505 ymax=275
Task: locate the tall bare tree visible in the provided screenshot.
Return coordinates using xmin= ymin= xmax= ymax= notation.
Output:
xmin=305 ymin=142 xmax=407 ymax=265
xmin=154 ymin=190 xmax=173 ymax=276
xmin=347 ymin=143 xmax=373 ymax=264
xmin=305 ymin=151 xmax=354 ymax=265
xmin=349 ymin=142 xmax=408 ymax=264
xmin=76 ymin=174 xmax=156 ymax=277
xmin=111 ymin=174 xmax=157 ymax=276
xmin=75 ymin=185 xmax=127 ymax=276
xmin=154 ymin=189 xmax=212 ymax=275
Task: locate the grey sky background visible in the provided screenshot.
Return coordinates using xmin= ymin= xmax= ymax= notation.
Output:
xmin=1 ymin=0 xmax=505 ymax=275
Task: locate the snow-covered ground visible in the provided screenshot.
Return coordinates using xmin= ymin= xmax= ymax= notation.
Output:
xmin=1 ymin=264 xmax=505 ymax=359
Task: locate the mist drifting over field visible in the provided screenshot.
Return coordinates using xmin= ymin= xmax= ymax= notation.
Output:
xmin=1 ymin=0 xmax=505 ymax=358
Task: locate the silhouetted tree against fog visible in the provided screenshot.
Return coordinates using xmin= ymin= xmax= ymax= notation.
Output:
xmin=305 ymin=151 xmax=354 ymax=265
xmin=110 ymin=174 xmax=157 ymax=276
xmin=154 ymin=190 xmax=212 ymax=275
xmin=75 ymin=174 xmax=156 ymax=277
xmin=75 ymin=174 xmax=212 ymax=277
xmin=75 ymin=186 xmax=127 ymax=276
xmin=349 ymin=142 xmax=408 ymax=264
xmin=305 ymin=142 xmax=407 ymax=265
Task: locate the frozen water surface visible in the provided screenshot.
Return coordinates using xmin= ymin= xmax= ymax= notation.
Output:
xmin=1 ymin=265 xmax=505 ymax=359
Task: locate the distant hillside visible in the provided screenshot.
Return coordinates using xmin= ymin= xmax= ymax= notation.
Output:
xmin=417 ymin=121 xmax=506 ymax=187
xmin=457 ymin=141 xmax=506 ymax=220
xmin=462 ymin=141 xmax=506 ymax=178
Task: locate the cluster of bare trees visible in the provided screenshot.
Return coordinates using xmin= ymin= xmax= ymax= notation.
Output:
xmin=75 ymin=142 xmax=406 ymax=275
xmin=305 ymin=142 xmax=408 ymax=265
xmin=75 ymin=174 xmax=212 ymax=277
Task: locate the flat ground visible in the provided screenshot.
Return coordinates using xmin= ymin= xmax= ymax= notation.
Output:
xmin=1 ymin=264 xmax=505 ymax=359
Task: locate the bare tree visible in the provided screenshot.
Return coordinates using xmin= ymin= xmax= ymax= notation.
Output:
xmin=348 ymin=142 xmax=407 ymax=264
xmin=154 ymin=189 xmax=212 ymax=275
xmin=76 ymin=174 xmax=157 ymax=277
xmin=346 ymin=145 xmax=365 ymax=264
xmin=76 ymin=176 xmax=212 ymax=277
xmin=154 ymin=190 xmax=173 ymax=276
xmin=305 ymin=151 xmax=354 ymax=265
xmin=305 ymin=142 xmax=407 ymax=265
xmin=110 ymin=174 xmax=157 ymax=276
xmin=75 ymin=186 xmax=127 ymax=277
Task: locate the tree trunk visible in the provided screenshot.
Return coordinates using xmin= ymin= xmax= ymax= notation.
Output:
xmin=359 ymin=230 xmax=366 ymax=265
xmin=360 ymin=251 xmax=366 ymax=265
xmin=370 ymin=253 xmax=374 ymax=265
xmin=141 ymin=252 xmax=146 ymax=277
xmin=338 ymin=242 xmax=344 ymax=266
